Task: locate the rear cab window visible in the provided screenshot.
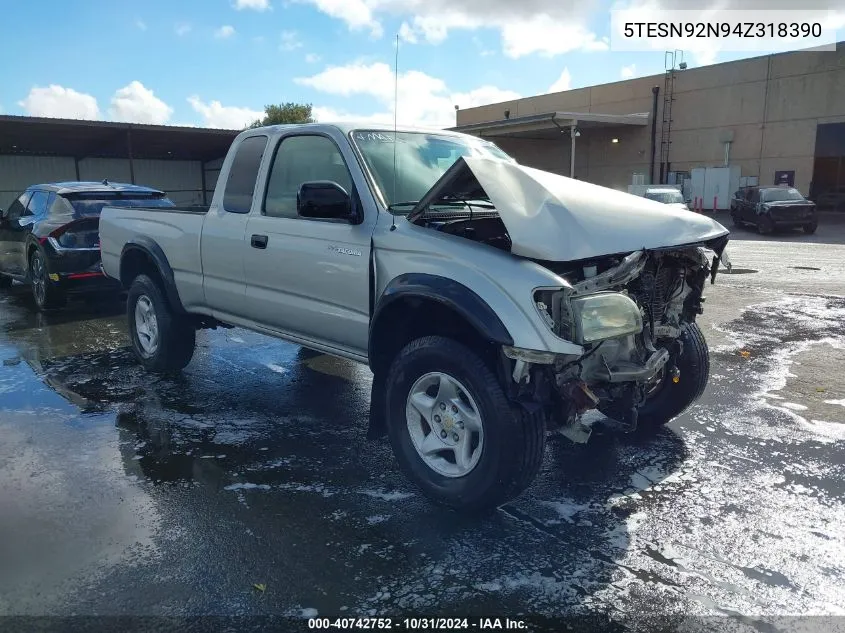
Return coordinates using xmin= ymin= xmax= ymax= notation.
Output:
xmin=223 ymin=135 xmax=269 ymax=214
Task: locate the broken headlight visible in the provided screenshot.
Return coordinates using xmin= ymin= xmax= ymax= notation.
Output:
xmin=569 ymin=292 xmax=643 ymax=344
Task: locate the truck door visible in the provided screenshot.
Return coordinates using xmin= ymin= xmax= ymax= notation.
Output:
xmin=243 ymin=132 xmax=375 ymax=357
xmin=200 ymin=134 xmax=269 ymax=318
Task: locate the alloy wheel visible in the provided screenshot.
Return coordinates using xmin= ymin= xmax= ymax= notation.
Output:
xmin=405 ymin=371 xmax=485 ymax=478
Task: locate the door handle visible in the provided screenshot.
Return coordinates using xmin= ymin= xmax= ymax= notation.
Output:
xmin=251 ymin=234 xmax=268 ymax=249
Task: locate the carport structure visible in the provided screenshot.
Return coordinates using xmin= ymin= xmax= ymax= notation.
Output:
xmin=452 ymin=111 xmax=651 ymax=180
xmin=0 ymin=115 xmax=239 ymax=208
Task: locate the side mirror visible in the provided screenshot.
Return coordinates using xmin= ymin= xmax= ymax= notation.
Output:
xmin=297 ymin=181 xmax=353 ymax=221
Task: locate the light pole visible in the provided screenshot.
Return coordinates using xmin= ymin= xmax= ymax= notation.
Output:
xmin=570 ymin=123 xmax=580 ymax=179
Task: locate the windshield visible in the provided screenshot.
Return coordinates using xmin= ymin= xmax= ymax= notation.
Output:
xmin=349 ymin=130 xmax=514 ymax=212
xmin=645 ymin=190 xmax=685 ymax=204
xmin=761 ymin=188 xmax=804 ymax=202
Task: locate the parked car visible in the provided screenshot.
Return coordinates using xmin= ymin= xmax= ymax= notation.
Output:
xmin=0 ymin=181 xmax=175 ymax=310
xmin=643 ymin=187 xmax=689 ymax=210
xmin=730 ymin=185 xmax=817 ymax=234
xmin=99 ymin=123 xmax=730 ymax=513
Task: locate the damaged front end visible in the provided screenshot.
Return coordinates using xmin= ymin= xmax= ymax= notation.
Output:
xmin=508 ymin=236 xmax=729 ymax=441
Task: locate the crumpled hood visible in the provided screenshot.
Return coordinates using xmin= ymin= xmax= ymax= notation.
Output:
xmin=417 ymin=157 xmax=730 ymax=262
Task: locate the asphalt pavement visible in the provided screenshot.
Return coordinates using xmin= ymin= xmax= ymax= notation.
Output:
xmin=1 ymin=216 xmax=844 ymax=632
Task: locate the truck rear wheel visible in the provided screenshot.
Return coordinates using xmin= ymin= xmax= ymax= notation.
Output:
xmin=637 ymin=322 xmax=710 ymax=430
xmin=384 ymin=335 xmax=546 ymax=514
xmin=127 ymin=274 xmax=196 ymax=372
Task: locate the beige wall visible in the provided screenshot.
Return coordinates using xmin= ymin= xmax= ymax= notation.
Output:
xmin=457 ymin=43 xmax=845 ymax=195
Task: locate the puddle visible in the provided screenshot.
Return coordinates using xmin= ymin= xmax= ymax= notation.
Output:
xmin=790 ymin=266 xmax=821 ymax=271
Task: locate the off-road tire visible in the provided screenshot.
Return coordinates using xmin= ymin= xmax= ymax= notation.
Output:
xmin=803 ymin=221 xmax=817 ymax=235
xmin=384 ymin=335 xmax=546 ymax=514
xmin=29 ymin=249 xmax=66 ymax=311
xmin=637 ymin=322 xmax=710 ymax=430
xmin=127 ymin=274 xmax=196 ymax=372
xmin=730 ymin=212 xmax=743 ymax=228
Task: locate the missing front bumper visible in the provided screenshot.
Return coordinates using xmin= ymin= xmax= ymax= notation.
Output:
xmin=592 ymin=348 xmax=670 ymax=384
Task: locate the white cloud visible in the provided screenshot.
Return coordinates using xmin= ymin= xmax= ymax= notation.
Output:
xmin=547 ymin=68 xmax=572 ymax=93
xmin=296 ymin=62 xmax=519 ymax=128
xmin=18 ymin=85 xmax=100 ymax=120
xmin=305 ymin=53 xmax=321 ymax=63
xmin=233 ymin=0 xmax=271 ymax=10
xmin=280 ymin=30 xmax=303 ymax=51
xmin=501 ymin=17 xmax=608 ymax=57
xmin=215 ymin=25 xmax=236 ymax=39
xmin=188 ymin=96 xmax=264 ymax=129
xmin=398 ymin=21 xmax=417 ymax=43
xmin=135 ymin=19 xmax=147 ymax=31
xmin=109 ymin=81 xmax=173 ymax=125
xmin=621 ymin=64 xmax=636 ymax=79
xmin=292 ymin=0 xmax=382 ymax=37
xmin=295 ymin=0 xmax=604 ymax=57
xmin=175 ymin=23 xmax=192 ymax=36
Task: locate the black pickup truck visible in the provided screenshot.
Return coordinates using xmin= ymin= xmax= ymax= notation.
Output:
xmin=730 ymin=185 xmax=817 ymax=235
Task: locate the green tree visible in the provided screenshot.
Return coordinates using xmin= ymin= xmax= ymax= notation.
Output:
xmin=247 ymin=102 xmax=315 ymax=128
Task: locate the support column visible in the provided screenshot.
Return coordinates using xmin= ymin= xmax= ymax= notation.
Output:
xmin=570 ymin=122 xmax=577 ymax=179
xmin=126 ymin=127 xmax=135 ymax=184
xmin=200 ymin=160 xmax=208 ymax=206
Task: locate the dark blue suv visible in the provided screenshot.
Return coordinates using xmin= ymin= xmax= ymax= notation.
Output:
xmin=0 ymin=181 xmax=175 ymax=310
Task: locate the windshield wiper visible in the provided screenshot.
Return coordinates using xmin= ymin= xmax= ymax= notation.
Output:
xmin=387 ymin=199 xmax=495 ymax=213
xmin=386 ymin=201 xmax=420 ymax=212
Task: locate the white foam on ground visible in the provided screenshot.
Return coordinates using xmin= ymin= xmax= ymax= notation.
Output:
xmin=224 ymin=483 xmax=270 ymax=491
xmin=824 ymin=398 xmax=845 ymax=408
xmin=358 ymin=489 xmax=414 ymax=501
xmin=265 ymin=363 xmax=288 ymax=374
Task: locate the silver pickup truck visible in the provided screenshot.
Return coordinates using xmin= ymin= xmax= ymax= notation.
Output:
xmin=99 ymin=122 xmax=730 ymax=513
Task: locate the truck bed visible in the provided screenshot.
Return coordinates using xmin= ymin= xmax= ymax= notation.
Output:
xmin=99 ymin=204 xmax=207 ymax=310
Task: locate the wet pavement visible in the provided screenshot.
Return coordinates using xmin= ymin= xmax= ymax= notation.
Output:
xmin=1 ymin=221 xmax=844 ymax=632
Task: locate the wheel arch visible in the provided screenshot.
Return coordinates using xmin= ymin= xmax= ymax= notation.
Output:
xmin=368 ymin=273 xmax=514 ymax=376
xmin=120 ymin=238 xmax=186 ymax=314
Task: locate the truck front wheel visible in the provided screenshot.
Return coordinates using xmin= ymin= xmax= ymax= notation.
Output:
xmin=637 ymin=322 xmax=710 ymax=430
xmin=384 ymin=336 xmax=546 ymax=513
xmin=127 ymin=274 xmax=196 ymax=372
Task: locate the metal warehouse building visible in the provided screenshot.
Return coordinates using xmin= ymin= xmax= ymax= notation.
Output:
xmin=0 ymin=116 xmax=239 ymax=211
xmin=453 ymin=41 xmax=845 ymax=210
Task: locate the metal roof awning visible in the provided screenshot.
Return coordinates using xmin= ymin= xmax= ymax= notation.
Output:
xmin=0 ymin=115 xmax=240 ymax=162
xmin=451 ymin=111 xmax=650 ymax=140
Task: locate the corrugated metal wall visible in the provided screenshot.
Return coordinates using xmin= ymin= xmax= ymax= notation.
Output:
xmin=0 ymin=155 xmax=76 ymax=209
xmin=0 ymin=155 xmax=218 ymax=209
xmin=204 ymin=157 xmax=224 ymax=204
xmin=78 ymin=157 xmax=132 ymax=183
xmin=135 ymin=159 xmax=203 ymax=205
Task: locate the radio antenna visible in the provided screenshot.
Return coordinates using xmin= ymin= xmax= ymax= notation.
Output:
xmin=390 ymin=33 xmax=399 ymax=231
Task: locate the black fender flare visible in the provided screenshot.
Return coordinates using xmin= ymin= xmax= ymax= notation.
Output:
xmin=368 ymin=272 xmax=514 ymax=365
xmin=120 ymin=238 xmax=187 ymax=314
xmin=365 ymin=273 xmax=514 ymax=440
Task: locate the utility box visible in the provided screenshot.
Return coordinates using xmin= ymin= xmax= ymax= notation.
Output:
xmin=690 ymin=166 xmax=741 ymax=211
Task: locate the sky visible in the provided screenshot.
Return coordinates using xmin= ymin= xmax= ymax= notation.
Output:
xmin=1 ymin=0 xmax=843 ymax=130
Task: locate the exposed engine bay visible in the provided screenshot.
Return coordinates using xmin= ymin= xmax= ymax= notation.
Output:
xmin=407 ymin=156 xmax=731 ymax=440
xmin=529 ymin=246 xmax=723 ymax=436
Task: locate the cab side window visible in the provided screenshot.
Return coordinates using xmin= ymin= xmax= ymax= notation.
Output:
xmin=222 ymin=135 xmax=268 ymax=214
xmin=263 ymin=135 xmax=353 ymax=219
xmin=5 ymin=192 xmax=33 ymax=220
